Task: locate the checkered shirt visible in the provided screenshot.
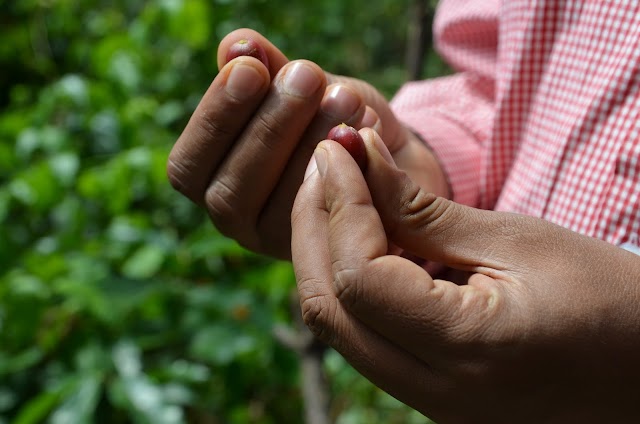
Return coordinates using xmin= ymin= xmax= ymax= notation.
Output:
xmin=391 ymin=0 xmax=640 ymax=251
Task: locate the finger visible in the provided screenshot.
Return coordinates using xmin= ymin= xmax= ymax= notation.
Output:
xmin=327 ymin=74 xmax=403 ymax=153
xmin=204 ymin=60 xmax=326 ymax=252
xmin=360 ymin=105 xmax=383 ymax=135
xmin=256 ymin=83 xmax=367 ymax=259
xmin=167 ymin=56 xmax=271 ymax=203
xmin=362 ymin=129 xmax=542 ymax=274
xmin=291 ymin=159 xmax=449 ymax=417
xmin=216 ymin=32 xmax=399 ymax=151
xmin=315 ymin=135 xmax=502 ymax=359
xmin=217 ymin=28 xmax=289 ymax=79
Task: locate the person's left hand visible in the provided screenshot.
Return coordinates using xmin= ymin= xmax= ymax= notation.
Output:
xmin=292 ymin=128 xmax=640 ymax=423
xmin=166 ymin=29 xmax=449 ymax=260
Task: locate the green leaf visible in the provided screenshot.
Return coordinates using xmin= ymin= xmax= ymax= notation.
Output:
xmin=12 ymin=390 xmax=61 ymax=424
xmin=121 ymin=244 xmax=166 ymax=279
xmin=48 ymin=152 xmax=80 ymax=187
xmin=165 ymin=359 xmax=211 ymax=384
xmin=54 ymin=74 xmax=89 ymax=106
xmin=190 ymin=325 xmax=257 ymax=365
xmin=9 ymin=160 xmax=62 ymax=210
xmin=50 ymin=374 xmax=102 ymax=424
xmin=12 ymin=376 xmax=76 ymax=424
xmin=4 ymin=270 xmax=51 ymax=300
xmin=111 ymin=375 xmax=184 ymax=424
xmin=0 ymin=348 xmax=43 ymax=376
xmin=110 ymin=341 xmax=185 ymax=424
xmin=167 ymin=0 xmax=211 ymax=49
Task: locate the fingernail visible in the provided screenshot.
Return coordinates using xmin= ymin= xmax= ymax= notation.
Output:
xmin=280 ymin=62 xmax=322 ymax=98
xmin=314 ymin=148 xmax=328 ymax=177
xmin=304 ymin=155 xmax=318 ymax=181
xmin=226 ymin=63 xmax=265 ymax=100
xmin=360 ymin=106 xmax=379 ymax=128
xmin=364 ymin=129 xmax=395 ymax=166
xmin=371 ymin=119 xmax=383 ymax=135
xmin=361 ymin=106 xmax=383 ymax=135
xmin=321 ymin=85 xmax=360 ymax=120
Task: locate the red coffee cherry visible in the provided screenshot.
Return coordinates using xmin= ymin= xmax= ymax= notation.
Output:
xmin=225 ymin=39 xmax=269 ymax=68
xmin=327 ymin=124 xmax=367 ymax=171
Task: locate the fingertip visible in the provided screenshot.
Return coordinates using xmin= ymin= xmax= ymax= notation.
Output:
xmin=217 ymin=28 xmax=264 ymax=69
xmin=321 ymin=83 xmax=366 ymax=124
xmin=275 ymin=59 xmax=328 ymax=98
xmin=313 ymin=142 xmax=329 ymax=178
xmin=360 ymin=106 xmax=384 ymax=136
xmin=303 ymin=155 xmax=318 ymax=182
xmin=360 ymin=127 xmax=396 ymax=167
xmin=217 ymin=28 xmax=289 ymax=78
xmin=221 ymin=57 xmax=271 ymax=101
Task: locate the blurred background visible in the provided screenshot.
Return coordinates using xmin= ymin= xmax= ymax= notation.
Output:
xmin=0 ymin=0 xmax=448 ymax=422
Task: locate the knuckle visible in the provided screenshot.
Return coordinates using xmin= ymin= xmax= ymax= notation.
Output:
xmin=333 ymin=266 xmax=363 ymax=309
xmin=166 ymin=154 xmax=203 ymax=204
xmin=398 ymin=185 xmax=454 ymax=238
xmin=166 ymin=156 xmax=189 ymax=194
xmin=447 ymin=285 xmax=511 ymax=349
xmin=204 ymin=178 xmax=254 ymax=242
xmin=252 ymin=110 xmax=288 ymax=153
xmin=205 ymin=178 xmax=237 ymax=222
xmin=198 ymin=113 xmax=235 ymax=142
xmin=299 ymin=289 xmax=336 ymax=343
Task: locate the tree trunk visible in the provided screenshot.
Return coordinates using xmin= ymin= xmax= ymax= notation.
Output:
xmin=406 ymin=0 xmax=433 ymax=81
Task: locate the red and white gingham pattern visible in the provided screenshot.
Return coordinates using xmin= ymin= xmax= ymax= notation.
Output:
xmin=391 ymin=0 xmax=640 ymax=249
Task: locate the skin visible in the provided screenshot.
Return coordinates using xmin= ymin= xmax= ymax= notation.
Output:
xmin=168 ymin=28 xmax=640 ymax=421
xmin=225 ymin=39 xmax=270 ymax=69
xmin=167 ymin=28 xmax=448 ymax=260
xmin=292 ymin=129 xmax=640 ymax=423
xmin=327 ymin=124 xmax=368 ymax=170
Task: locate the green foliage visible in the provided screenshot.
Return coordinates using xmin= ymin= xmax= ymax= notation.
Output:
xmin=1 ymin=0 xmax=443 ymax=422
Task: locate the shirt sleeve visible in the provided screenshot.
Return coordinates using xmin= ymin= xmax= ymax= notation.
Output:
xmin=390 ymin=0 xmax=499 ymax=207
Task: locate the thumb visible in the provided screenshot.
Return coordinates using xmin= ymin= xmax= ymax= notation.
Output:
xmin=362 ymin=129 xmax=547 ymax=273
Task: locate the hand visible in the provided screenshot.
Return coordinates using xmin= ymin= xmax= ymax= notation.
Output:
xmin=292 ymin=128 xmax=640 ymax=423
xmin=167 ymin=28 xmax=448 ymax=259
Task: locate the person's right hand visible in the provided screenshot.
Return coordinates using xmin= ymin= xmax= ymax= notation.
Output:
xmin=167 ymin=28 xmax=449 ymax=260
xmin=292 ymin=128 xmax=640 ymax=423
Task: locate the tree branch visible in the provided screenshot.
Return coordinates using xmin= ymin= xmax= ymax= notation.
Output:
xmin=273 ymin=292 xmax=330 ymax=424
